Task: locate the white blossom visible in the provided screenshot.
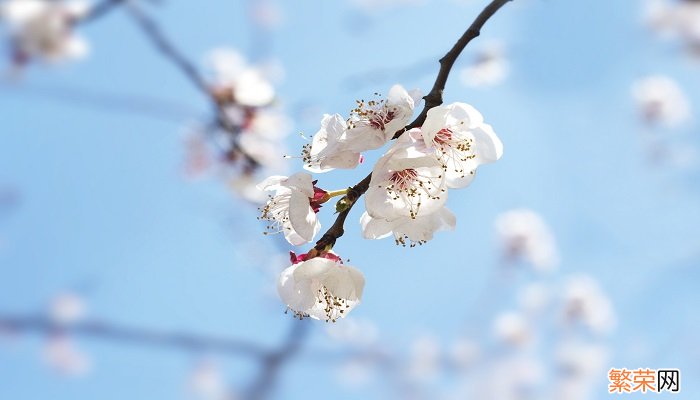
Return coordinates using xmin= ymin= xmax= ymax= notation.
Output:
xmin=238 ymin=131 xmax=287 ymax=170
xmin=48 ymin=291 xmax=86 ymax=325
xmin=517 ymin=282 xmax=551 ymax=315
xmin=360 ymin=206 xmax=455 ymax=247
xmin=278 ymin=256 xmax=365 ymax=322
xmin=492 ymin=311 xmax=531 ymax=347
xmin=0 ymin=0 xmax=89 ymax=64
xmin=554 ymin=342 xmax=609 ymax=400
xmin=561 ymin=275 xmax=616 ymax=336
xmin=257 ymin=172 xmax=322 ymax=245
xmin=364 ymin=132 xmax=447 ymax=220
xmin=406 ymin=335 xmax=441 ymax=382
xmin=495 ymin=209 xmax=559 ymax=272
xmin=449 ymin=337 xmax=480 ymax=370
xmin=43 ymin=335 xmax=91 ymax=376
xmin=206 ymin=48 xmax=275 ymax=107
xmin=188 ymin=360 xmax=228 ymax=400
xmin=647 ymin=0 xmax=700 ymax=54
xmin=247 ymin=109 xmax=291 ymax=141
xmin=325 ymin=318 xmax=379 ymax=348
xmin=302 ymin=113 xmax=362 ymax=173
xmin=420 ymin=102 xmax=503 ymax=188
xmin=632 ymin=75 xmax=691 ymax=127
xmin=228 ymin=174 xmax=270 ymax=204
xmin=345 ymin=84 xmax=418 ymax=152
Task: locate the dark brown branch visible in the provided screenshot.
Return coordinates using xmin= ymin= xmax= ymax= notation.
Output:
xmin=0 ymin=314 xmax=269 ymax=358
xmin=313 ymin=0 xmax=513 ymax=253
xmin=401 ymin=0 xmax=512 ymax=134
xmin=313 ymin=173 xmax=372 ymax=252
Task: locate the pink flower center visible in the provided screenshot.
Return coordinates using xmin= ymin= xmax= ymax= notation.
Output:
xmin=434 ymin=128 xmax=453 ymax=145
xmin=368 ymin=110 xmax=395 ymax=131
xmin=389 ymin=168 xmax=418 ymax=191
xmin=309 ymin=185 xmax=328 ymax=213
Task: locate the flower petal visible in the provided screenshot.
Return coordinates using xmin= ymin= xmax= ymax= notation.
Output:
xmin=287 ymin=189 xmax=319 ymax=244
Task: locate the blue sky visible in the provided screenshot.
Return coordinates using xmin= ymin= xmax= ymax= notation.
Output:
xmin=0 ymin=0 xmax=699 ymax=399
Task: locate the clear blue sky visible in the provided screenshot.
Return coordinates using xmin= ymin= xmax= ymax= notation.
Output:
xmin=0 ymin=0 xmax=699 ymax=399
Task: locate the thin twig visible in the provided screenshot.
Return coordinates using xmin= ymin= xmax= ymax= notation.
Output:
xmin=401 ymin=0 xmax=512 ymax=134
xmin=125 ymin=3 xmax=211 ymax=95
xmin=80 ymin=0 xmax=126 ymax=24
xmin=0 ymin=80 xmax=202 ymax=122
xmin=125 ymin=3 xmax=259 ymax=168
xmin=313 ymin=0 xmax=513 ymax=253
xmin=0 ymin=315 xmax=269 ymax=358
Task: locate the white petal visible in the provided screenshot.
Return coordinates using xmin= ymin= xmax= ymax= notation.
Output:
xmin=233 ymin=69 xmax=275 ymax=107
xmin=446 ymin=102 xmax=484 ymax=129
xmin=63 ymin=35 xmax=88 ymax=60
xmin=0 ymin=0 xmax=45 ymax=25
xmin=293 ymin=257 xmax=334 ymax=281
xmin=395 ymin=207 xmax=456 ymax=242
xmin=256 ymin=175 xmax=287 ymax=191
xmin=287 ymin=190 xmax=319 ymax=244
xmin=281 ymin=172 xmax=314 ymax=197
xmin=323 ymin=265 xmax=365 ymax=300
xmin=360 ymin=212 xmax=393 ymax=239
xmin=277 ymin=265 xmax=316 ymax=312
xmin=472 ymin=123 xmax=503 ymax=163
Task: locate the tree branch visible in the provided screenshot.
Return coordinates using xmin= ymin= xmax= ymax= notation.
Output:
xmin=124 ymin=2 xmax=259 ymax=168
xmin=401 ymin=0 xmax=512 ymax=134
xmin=245 ymin=320 xmax=309 ymax=400
xmin=125 ymin=3 xmax=211 ymax=95
xmin=313 ymin=0 xmax=513 ymax=253
xmin=80 ymin=0 xmax=126 ymax=24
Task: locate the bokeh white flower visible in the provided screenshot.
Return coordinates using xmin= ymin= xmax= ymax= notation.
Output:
xmin=43 ymin=335 xmax=91 ymax=376
xmin=561 ymin=275 xmax=616 ymax=336
xmin=460 ymin=42 xmax=509 ymax=87
xmin=48 ymin=291 xmax=86 ymax=325
xmin=206 ymin=47 xmax=275 ymax=107
xmin=495 ymin=209 xmax=559 ymax=272
xmin=0 ymin=0 xmax=89 ymax=64
xmin=632 ymin=75 xmax=691 ymax=128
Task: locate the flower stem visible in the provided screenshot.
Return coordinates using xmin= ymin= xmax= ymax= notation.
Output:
xmin=321 ymin=188 xmax=349 ymax=203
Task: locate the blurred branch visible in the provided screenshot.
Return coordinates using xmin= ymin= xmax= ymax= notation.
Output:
xmin=0 ymin=186 xmax=20 ymax=216
xmin=125 ymin=3 xmax=210 ymax=95
xmin=314 ymin=0 xmax=513 ymax=252
xmin=0 ymin=314 xmax=269 ymax=358
xmin=125 ymin=2 xmax=258 ymax=166
xmin=81 ymin=0 xmax=127 ymax=24
xmin=0 ymin=81 xmax=202 ymax=122
xmin=245 ymin=320 xmax=310 ymax=400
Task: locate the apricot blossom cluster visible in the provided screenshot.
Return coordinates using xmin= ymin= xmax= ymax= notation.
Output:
xmin=256 ymin=84 xmax=503 ymax=321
